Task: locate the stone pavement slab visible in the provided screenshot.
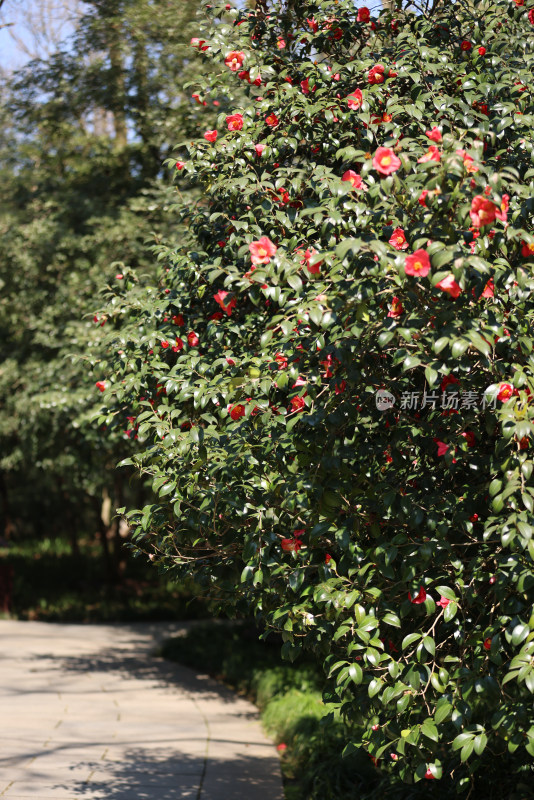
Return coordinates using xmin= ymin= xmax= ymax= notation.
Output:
xmin=0 ymin=621 xmax=284 ymax=799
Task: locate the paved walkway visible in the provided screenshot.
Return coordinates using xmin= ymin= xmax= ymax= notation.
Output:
xmin=0 ymin=621 xmax=284 ymax=799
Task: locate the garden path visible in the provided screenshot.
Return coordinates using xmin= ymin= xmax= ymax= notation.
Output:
xmin=0 ymin=621 xmax=284 ymax=800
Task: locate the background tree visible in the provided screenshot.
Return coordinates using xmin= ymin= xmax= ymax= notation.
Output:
xmin=0 ymin=0 xmax=211 ymax=573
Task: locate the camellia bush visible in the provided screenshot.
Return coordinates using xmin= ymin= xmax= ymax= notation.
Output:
xmin=98 ymin=0 xmax=534 ymax=795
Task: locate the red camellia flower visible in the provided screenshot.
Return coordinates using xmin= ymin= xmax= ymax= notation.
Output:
xmin=497 ymin=382 xmax=514 ymax=402
xmin=522 ymin=241 xmax=534 ymax=257
xmin=281 ymin=537 xmax=303 ymax=552
xmin=325 ymin=553 xmax=332 ymax=564
xmin=276 ymin=742 xmax=288 ymax=753
xmin=187 ymin=331 xmax=199 ymax=347
xmin=425 ymin=768 xmax=436 ymax=780
xmin=426 ymin=127 xmax=442 ymax=142
xmin=172 ymin=314 xmax=184 ymax=326
xmin=175 ymin=161 xmax=185 ymax=170
xmin=224 ymin=50 xmax=244 ymax=71
xmin=435 ymin=440 xmax=449 ymax=457
xmin=496 ymin=193 xmax=509 ymax=223
xmin=368 ymin=64 xmax=385 ymax=84
xmin=405 ymin=249 xmax=431 ymax=277
xmin=307 ymin=17 xmax=318 ymax=33
xmin=301 ymin=247 xmax=323 ymax=274
xmin=373 ymin=146 xmax=401 ymax=175
xmin=436 ymin=274 xmax=462 ymax=298
xmin=204 ymin=129 xmax=218 ymax=142
xmin=418 ymin=145 xmax=441 ymax=163
xmin=389 ymin=227 xmax=408 ymax=250
xmin=342 ymin=169 xmax=364 ymax=190
xmin=214 ymin=290 xmax=237 ymax=316
xmin=347 ymin=88 xmax=363 ymax=109
xmin=254 ymin=143 xmax=266 ymax=157
xmin=226 ymin=113 xmax=243 ymax=131
xmin=437 ymin=596 xmax=450 ymax=609
xmin=461 ymin=40 xmax=472 ymax=50
xmin=408 ymin=585 xmax=427 ymax=604
xmin=249 ymin=236 xmax=277 ymax=265
xmin=172 ymin=338 xmax=184 ymax=352
xmin=481 ymin=278 xmax=494 ymax=298
xmin=478 ymin=46 xmax=486 ymax=55
xmin=461 ymin=430 xmax=476 ymax=448
xmin=290 ymin=396 xmax=306 ymax=412
xmin=160 ymin=340 xmax=169 ymax=349
xmin=419 ymin=189 xmax=429 ymax=206
xmin=470 ymin=195 xmax=498 ymax=227
xmin=357 ymin=7 xmax=370 ymax=22
xmin=483 ymin=637 xmax=492 ymax=651
xmin=300 ymin=78 xmax=310 ymax=94
xmin=265 ymin=113 xmax=279 ymax=127
xmin=229 ymin=403 xmax=245 ymax=421
xmin=387 ymin=297 xmax=404 ymax=318
xmin=529 ymin=9 xmax=534 ymax=24
xmin=95 ymin=381 xmax=107 ymax=392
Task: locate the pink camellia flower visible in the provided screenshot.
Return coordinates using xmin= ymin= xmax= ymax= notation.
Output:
xmin=435 ymin=440 xmax=449 ymax=457
xmin=342 ymin=169 xmax=364 ymax=190
xmin=404 ymin=249 xmax=431 ymax=277
xmin=497 ymin=382 xmax=514 ymax=402
xmin=436 ymin=274 xmax=462 ymax=298
xmin=426 ymin=127 xmax=442 ymax=142
xmin=254 ymin=143 xmax=266 ymax=157
xmin=301 ymin=247 xmax=323 ymax=274
xmin=281 ymin=537 xmax=303 ymax=552
xmin=347 ymin=89 xmax=363 ymax=110
xmin=387 ymin=296 xmax=404 ymax=318
xmin=204 ymin=129 xmax=218 ymax=142
xmin=357 ymin=6 xmax=370 ymax=22
xmin=214 ymin=290 xmax=237 ymax=316
xmin=226 ymin=113 xmax=244 ymax=131
xmin=249 ymin=236 xmax=277 ymax=265
xmin=95 ymin=381 xmax=107 ymax=392
xmin=408 ymin=585 xmax=427 ymax=604
xmin=418 ymin=145 xmax=441 ymax=163
xmin=425 ymin=768 xmax=436 ymax=780
xmin=190 ymin=38 xmax=205 ymax=48
xmin=187 ymin=331 xmax=199 ymax=347
xmin=229 ymin=403 xmax=246 ymax=421
xmin=224 ymin=50 xmax=245 ymax=71
xmin=373 ymin=146 xmax=401 ymax=175
xmin=368 ymin=64 xmax=385 ymax=84
xmin=276 ymin=742 xmax=288 ymax=753
xmin=437 ymin=596 xmax=450 ymax=609
xmin=265 ymin=112 xmax=279 ymax=127
xmin=389 ymin=227 xmax=408 ymax=250
xmin=470 ymin=195 xmax=498 ymax=227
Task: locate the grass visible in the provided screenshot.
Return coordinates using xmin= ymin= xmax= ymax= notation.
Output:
xmin=159 ymin=621 xmax=375 ymax=800
xmin=0 ymin=535 xmax=209 ymax=622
